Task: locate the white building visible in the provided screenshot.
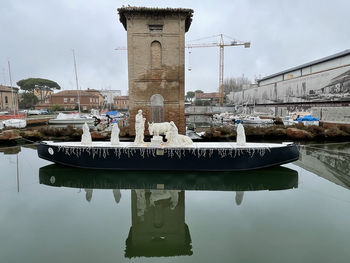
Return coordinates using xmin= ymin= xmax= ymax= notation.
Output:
xmin=100 ymin=89 xmax=122 ymax=105
xmin=230 ymin=49 xmax=350 ymax=105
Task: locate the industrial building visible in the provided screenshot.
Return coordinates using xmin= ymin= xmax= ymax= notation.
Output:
xmin=228 ymin=50 xmax=350 ymax=123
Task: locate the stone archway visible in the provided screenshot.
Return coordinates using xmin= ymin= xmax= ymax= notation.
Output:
xmin=150 ymin=94 xmax=164 ymax=123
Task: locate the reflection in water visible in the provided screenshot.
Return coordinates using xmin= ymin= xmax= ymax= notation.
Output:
xmin=126 ymin=190 xmax=191 ymax=257
xmin=39 ymin=164 xmax=298 ymax=258
xmin=295 ymin=143 xmax=350 ymax=189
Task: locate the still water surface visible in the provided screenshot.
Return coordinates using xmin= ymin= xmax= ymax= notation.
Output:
xmin=0 ymin=143 xmax=350 ymax=263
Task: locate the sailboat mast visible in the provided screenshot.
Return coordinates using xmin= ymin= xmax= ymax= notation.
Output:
xmin=72 ymin=49 xmax=81 ymax=114
xmin=8 ymin=60 xmax=15 ymax=113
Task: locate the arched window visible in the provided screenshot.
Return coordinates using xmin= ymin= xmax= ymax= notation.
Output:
xmin=150 ymin=94 xmax=164 ymax=123
xmin=151 ymin=41 xmax=162 ymax=69
xmin=5 ymin=96 xmax=8 ymax=104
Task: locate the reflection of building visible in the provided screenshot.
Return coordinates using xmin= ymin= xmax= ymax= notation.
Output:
xmin=118 ymin=7 xmax=193 ymax=135
xmin=125 ymin=190 xmax=192 ymax=258
xmin=295 ymin=145 xmax=350 ymax=190
xmin=0 ymin=85 xmax=18 ymax=111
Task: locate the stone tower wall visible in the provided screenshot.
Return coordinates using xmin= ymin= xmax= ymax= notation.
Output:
xmin=119 ymin=8 xmax=192 ymax=135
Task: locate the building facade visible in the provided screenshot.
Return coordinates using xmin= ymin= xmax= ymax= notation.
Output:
xmin=229 ymin=50 xmax=350 ymax=105
xmin=114 ymin=95 xmax=129 ymax=110
xmin=118 ymin=7 xmax=193 ymax=135
xmin=36 ymin=90 xmax=100 ymax=111
xmin=100 ymin=89 xmax=122 ymax=105
xmin=0 ymin=85 xmax=19 ymax=112
xmin=227 ymin=50 xmax=350 ymax=122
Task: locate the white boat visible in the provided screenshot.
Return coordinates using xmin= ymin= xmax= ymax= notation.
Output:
xmin=241 ymin=116 xmax=274 ymax=125
xmin=3 ymin=118 xmax=27 ymax=128
xmin=282 ymin=116 xmax=297 ymax=126
xmin=49 ymin=113 xmax=94 ymax=125
xmin=283 ymin=114 xmax=319 ymax=126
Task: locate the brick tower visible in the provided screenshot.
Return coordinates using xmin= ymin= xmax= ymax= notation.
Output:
xmin=118 ymin=7 xmax=193 ymax=135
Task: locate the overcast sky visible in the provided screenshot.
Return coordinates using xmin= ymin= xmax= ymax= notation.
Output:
xmin=1 ymin=0 xmax=349 ymax=94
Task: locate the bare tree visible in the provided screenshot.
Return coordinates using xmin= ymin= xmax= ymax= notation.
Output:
xmin=223 ymin=76 xmax=251 ymax=95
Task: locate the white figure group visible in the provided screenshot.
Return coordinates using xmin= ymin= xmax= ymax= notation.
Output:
xmin=135 ymin=109 xmax=193 ymax=146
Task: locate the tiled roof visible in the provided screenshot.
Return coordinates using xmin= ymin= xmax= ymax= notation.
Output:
xmin=118 ymin=6 xmax=193 ymax=32
xmin=52 ymin=90 xmax=98 ymax=97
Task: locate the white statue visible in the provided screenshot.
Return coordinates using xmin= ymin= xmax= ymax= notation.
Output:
xmin=148 ymin=122 xmax=172 ymax=136
xmin=165 ymin=121 xmax=193 ymax=146
xmin=134 ymin=109 xmax=146 ymax=145
xmin=81 ymin=122 xmax=92 ymax=145
xmin=111 ymin=123 xmax=120 ymax=145
xmin=236 ymin=123 xmax=246 ymax=146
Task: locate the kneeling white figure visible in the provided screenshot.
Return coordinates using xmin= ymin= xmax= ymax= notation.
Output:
xmin=165 ymin=121 xmax=193 ymax=146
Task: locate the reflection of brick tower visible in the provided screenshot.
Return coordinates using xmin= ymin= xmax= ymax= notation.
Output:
xmin=125 ymin=190 xmax=192 ymax=258
xmin=118 ymin=7 xmax=193 ymax=135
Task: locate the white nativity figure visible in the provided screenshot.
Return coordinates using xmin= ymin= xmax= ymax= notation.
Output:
xmin=148 ymin=121 xmax=172 ymax=136
xmin=134 ymin=109 xmax=146 ymax=145
xmin=236 ymin=123 xmax=246 ymax=146
xmin=165 ymin=121 xmax=193 ymax=146
xmin=81 ymin=122 xmax=92 ymax=145
xmin=111 ymin=123 xmax=120 ymax=145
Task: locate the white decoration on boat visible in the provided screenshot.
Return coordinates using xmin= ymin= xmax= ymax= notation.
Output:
xmin=111 ymin=123 xmax=120 ymax=145
xmin=150 ymin=135 xmax=163 ymax=147
xmin=134 ymin=109 xmax=146 ymax=145
xmin=236 ymin=123 xmax=246 ymax=146
xmin=81 ymin=122 xmax=92 ymax=145
xmin=48 ymin=147 xmax=54 ymax=155
xmin=148 ymin=121 xmax=172 ymax=136
xmin=165 ymin=121 xmax=193 ymax=147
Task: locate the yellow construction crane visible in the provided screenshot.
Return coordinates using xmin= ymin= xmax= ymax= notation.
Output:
xmin=115 ymin=34 xmax=250 ymax=106
xmin=186 ymin=34 xmax=250 ymax=105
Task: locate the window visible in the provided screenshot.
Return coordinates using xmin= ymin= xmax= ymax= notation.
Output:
xmin=5 ymin=96 xmax=8 ymax=104
xmin=149 ymin=24 xmax=163 ymax=32
xmin=83 ymin=106 xmax=87 ymax=111
xmin=63 ymin=98 xmax=68 ymax=103
xmin=70 ymin=98 xmax=74 ymax=102
xmin=151 ymin=41 xmax=162 ymax=69
xmin=90 ymin=98 xmax=92 ymax=103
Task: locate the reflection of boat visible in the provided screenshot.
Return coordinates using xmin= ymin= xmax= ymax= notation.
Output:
xmin=39 ymin=164 xmax=298 ymax=258
xmin=39 ymin=164 xmax=298 ymax=191
xmin=37 ymin=141 xmax=299 ymax=171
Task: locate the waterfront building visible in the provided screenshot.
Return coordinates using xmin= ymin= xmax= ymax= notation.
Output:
xmin=114 ymin=96 xmax=129 ymax=111
xmin=227 ymin=50 xmax=350 ymax=123
xmin=36 ymin=90 xmax=100 ymax=111
xmin=118 ymin=7 xmax=193 ymax=135
xmin=0 ymin=85 xmax=19 ymax=112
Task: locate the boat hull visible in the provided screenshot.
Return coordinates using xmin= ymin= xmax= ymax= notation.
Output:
xmin=37 ymin=142 xmax=299 ymax=171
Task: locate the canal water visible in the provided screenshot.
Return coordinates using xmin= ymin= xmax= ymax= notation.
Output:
xmin=0 ymin=143 xmax=350 ymax=263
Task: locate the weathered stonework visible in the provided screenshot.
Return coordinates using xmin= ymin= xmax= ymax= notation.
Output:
xmin=118 ymin=7 xmax=193 ymax=135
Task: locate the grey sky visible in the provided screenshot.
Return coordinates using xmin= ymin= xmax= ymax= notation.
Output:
xmin=1 ymin=0 xmax=349 ymax=94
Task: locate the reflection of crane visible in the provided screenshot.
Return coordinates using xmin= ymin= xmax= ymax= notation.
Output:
xmin=186 ymin=34 xmax=250 ymax=105
xmin=115 ymin=34 xmax=250 ymax=106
